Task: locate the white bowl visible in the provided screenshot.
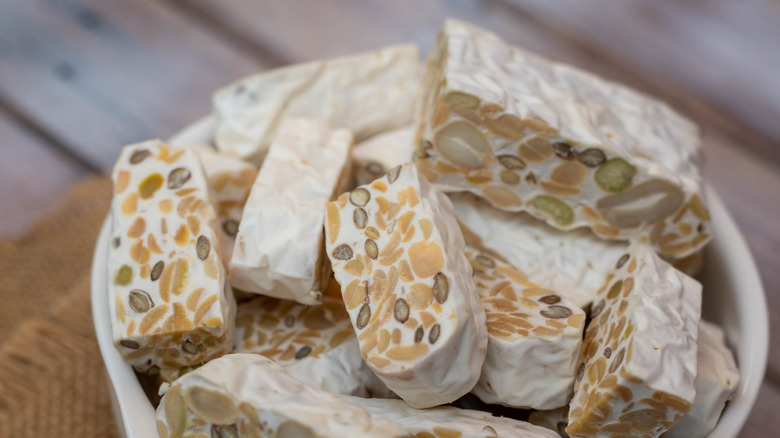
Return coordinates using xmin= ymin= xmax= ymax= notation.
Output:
xmin=91 ymin=116 xmax=768 ymax=438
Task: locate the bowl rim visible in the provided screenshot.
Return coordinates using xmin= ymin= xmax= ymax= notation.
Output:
xmin=90 ymin=115 xmax=768 ymax=438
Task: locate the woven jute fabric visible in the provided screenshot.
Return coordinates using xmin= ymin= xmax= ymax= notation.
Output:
xmin=0 ymin=176 xmax=121 ymax=437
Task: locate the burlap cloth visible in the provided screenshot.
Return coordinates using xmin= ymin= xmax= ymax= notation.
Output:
xmin=0 ymin=177 xmax=120 ymax=437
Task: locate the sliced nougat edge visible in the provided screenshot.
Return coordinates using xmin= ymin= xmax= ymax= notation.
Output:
xmin=414 ymin=19 xmax=709 ymax=258
xmin=109 ymin=140 xmax=235 ymax=372
xmin=451 ymin=192 xmax=627 ymax=308
xmin=344 ymin=396 xmax=561 ymax=438
xmin=229 ymin=118 xmax=353 ymax=304
xmin=566 ymin=243 xmax=701 ymax=438
xmin=213 ymin=44 xmax=420 ymax=164
xmin=191 ymin=146 xmax=258 ymax=265
xmin=229 ymin=282 xmax=393 ymax=398
xmin=352 ymin=126 xmax=416 ymax=185
xmin=466 ymin=247 xmax=585 ymax=410
xmin=663 ymin=320 xmax=740 ymax=438
xmin=324 ymin=162 xmax=487 ymax=408
xmin=156 ymin=354 xmax=407 ymax=438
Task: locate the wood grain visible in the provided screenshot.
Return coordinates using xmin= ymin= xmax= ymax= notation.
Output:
xmin=0 ymin=0 xmax=265 ymax=170
xmin=502 ymin=0 xmax=780 ymax=166
xmin=0 ymin=107 xmax=85 ymax=238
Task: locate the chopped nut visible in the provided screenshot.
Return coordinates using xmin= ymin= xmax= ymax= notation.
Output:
xmin=129 ymin=149 xmax=150 ymax=164
xmin=129 ymin=289 xmax=154 ymax=313
xmin=414 ymin=326 xmax=424 ymax=343
xmin=594 ymin=158 xmax=636 ymax=193
xmin=196 ymin=236 xmax=210 ymax=260
xmin=353 ymin=208 xmax=368 ymax=228
xmin=597 ymin=179 xmax=685 ymax=228
xmin=539 ymin=295 xmax=561 ymax=305
xmin=394 ymin=298 xmax=410 ymax=323
xmin=497 ymin=155 xmax=526 ymax=170
xmin=540 ymin=305 xmax=572 ymax=319
xmin=364 ymin=239 xmax=378 ymax=260
xmin=139 ymin=173 xmax=164 ymax=199
xmin=435 ymin=120 xmax=491 ymax=169
xmin=443 ymin=91 xmax=480 ymax=110
xmin=120 ymin=339 xmax=139 ymax=349
xmin=350 ymin=188 xmax=371 ymax=207
xmin=532 ymin=195 xmax=574 ymax=226
xmin=578 ymin=148 xmax=606 ymax=167
xmin=387 ymin=165 xmax=402 ymax=184
xmin=356 ymin=303 xmax=371 ymax=329
xmin=428 ymin=323 xmax=441 ymax=344
xmin=332 ymin=244 xmax=354 ymax=260
xmin=115 ymin=265 xmax=133 ymax=286
xmin=222 ymin=219 xmax=239 ymax=237
xmin=167 ymin=167 xmax=192 ymax=190
xmin=432 ymin=273 xmax=449 ymax=304
xmin=553 ymin=142 xmax=576 ymax=160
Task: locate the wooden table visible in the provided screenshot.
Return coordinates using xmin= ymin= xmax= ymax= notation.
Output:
xmin=1 ymin=1 xmax=778 ymax=436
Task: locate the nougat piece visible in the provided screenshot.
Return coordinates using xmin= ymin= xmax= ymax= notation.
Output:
xmin=466 ymin=247 xmax=585 ymax=409
xmin=353 ymin=126 xmax=416 ymax=185
xmin=108 ymin=141 xmax=235 ymax=372
xmin=350 ymin=397 xmax=561 ymax=438
xmin=230 ymin=118 xmax=353 ymax=304
xmin=415 ymin=19 xmax=709 ymax=258
xmin=664 ymin=320 xmax=740 ymax=438
xmin=529 ymin=407 xmax=570 ymax=437
xmin=193 ymin=147 xmax=258 ymax=264
xmin=324 ymin=163 xmax=487 ymax=408
xmin=231 ymin=278 xmax=393 ymax=398
xmin=214 ymin=44 xmax=419 ymax=164
xmin=452 ymin=193 xmax=626 ymax=308
xmin=156 ymin=354 xmax=407 ymax=438
xmin=567 ymin=243 xmax=702 ymax=437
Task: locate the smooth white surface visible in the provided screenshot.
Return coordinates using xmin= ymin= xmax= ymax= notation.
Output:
xmin=91 ymin=115 xmax=767 ymax=438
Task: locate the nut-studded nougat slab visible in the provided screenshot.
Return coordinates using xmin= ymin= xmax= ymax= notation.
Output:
xmin=213 ymin=44 xmax=419 ymax=164
xmin=231 ymin=278 xmax=393 ymax=398
xmin=156 ymin=354 xmax=407 ymax=438
xmin=415 ymin=19 xmax=710 ymax=258
xmin=451 ymin=193 xmax=626 ymax=308
xmin=348 ymin=397 xmax=561 ymax=438
xmin=230 ymin=118 xmax=353 ymax=305
xmin=324 ymin=163 xmax=487 ymax=408
xmin=108 ymin=141 xmax=235 ymax=372
xmin=353 ymin=126 xmax=416 ymax=186
xmin=193 ymin=146 xmax=258 ymax=264
xmin=567 ymin=243 xmax=701 ymax=438
xmin=466 ymin=247 xmax=585 ymax=410
xmin=664 ymin=320 xmax=740 ymax=438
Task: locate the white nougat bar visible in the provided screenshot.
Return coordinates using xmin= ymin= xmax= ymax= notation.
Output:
xmin=664 ymin=320 xmax=740 ymax=438
xmin=324 ymin=163 xmax=487 ymax=408
xmin=108 ymin=141 xmax=235 ymax=372
xmin=213 ymin=44 xmax=420 ymax=164
xmin=415 ymin=19 xmax=710 ymax=258
xmin=349 ymin=396 xmax=561 ymax=438
xmin=451 ymin=192 xmax=626 ymax=308
xmin=466 ymin=247 xmax=585 ymax=410
xmin=155 ymin=354 xmax=407 ymax=438
xmin=230 ymin=118 xmax=353 ymax=305
xmin=352 ymin=126 xmax=416 ymax=186
xmin=567 ymin=243 xmax=701 ymax=437
xmin=193 ymin=146 xmax=257 ymax=265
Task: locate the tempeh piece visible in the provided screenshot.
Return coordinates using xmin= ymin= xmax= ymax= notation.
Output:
xmin=155 ymin=354 xmax=407 ymax=438
xmin=108 ymin=141 xmax=235 ymax=372
xmin=214 ymin=44 xmax=419 ymax=164
xmin=230 ymin=118 xmax=353 ymax=305
xmin=466 ymin=247 xmax=585 ymax=409
xmin=231 ymin=278 xmax=393 ymax=398
xmin=352 ymin=126 xmax=416 ymax=185
xmin=415 ymin=19 xmax=709 ymax=258
xmin=664 ymin=320 xmax=740 ymax=438
xmin=451 ymin=193 xmax=626 ymax=308
xmin=567 ymin=243 xmax=702 ymax=437
xmin=349 ymin=397 xmax=561 ymax=438
xmin=193 ymin=146 xmax=257 ymax=264
xmin=324 ymin=163 xmax=487 ymax=408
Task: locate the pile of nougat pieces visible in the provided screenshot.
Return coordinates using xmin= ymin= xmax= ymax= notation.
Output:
xmin=108 ymin=19 xmax=740 ymax=438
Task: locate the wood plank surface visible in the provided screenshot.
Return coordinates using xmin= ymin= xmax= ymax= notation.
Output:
xmin=0 ymin=0 xmax=265 ymax=170
xmin=0 ymin=107 xmax=85 ymax=238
